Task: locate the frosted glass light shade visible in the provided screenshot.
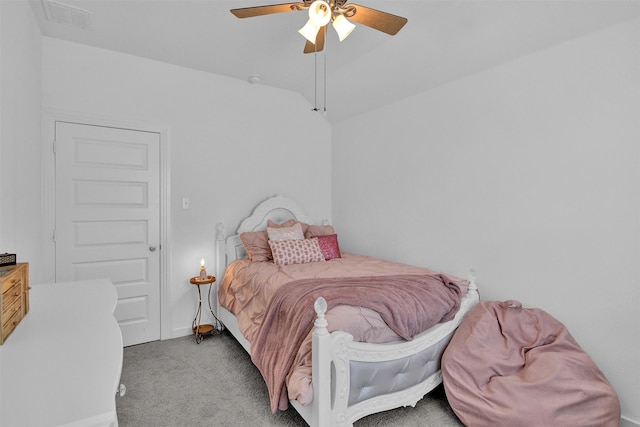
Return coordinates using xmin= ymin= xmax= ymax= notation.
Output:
xmin=309 ymin=0 xmax=331 ymax=26
xmin=332 ymin=14 xmax=355 ymax=41
xmin=299 ymin=19 xmax=320 ymax=43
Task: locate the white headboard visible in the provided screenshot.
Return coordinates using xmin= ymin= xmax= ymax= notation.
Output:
xmin=215 ymin=195 xmax=314 ymax=277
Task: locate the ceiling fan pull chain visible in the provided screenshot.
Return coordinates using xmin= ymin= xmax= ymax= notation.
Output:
xmin=313 ymin=49 xmax=318 ymax=111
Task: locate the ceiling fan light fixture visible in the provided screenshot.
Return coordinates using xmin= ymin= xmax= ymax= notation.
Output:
xmin=230 ymin=0 xmax=408 ymax=54
xmin=298 ymin=19 xmax=320 ymax=43
xmin=332 ymin=14 xmax=355 ymax=42
xmin=308 ymin=0 xmax=331 ymax=26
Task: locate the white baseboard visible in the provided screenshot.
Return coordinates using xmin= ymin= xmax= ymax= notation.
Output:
xmin=171 ymin=326 xmax=195 ymax=339
xmin=622 ymin=415 xmax=640 ymax=427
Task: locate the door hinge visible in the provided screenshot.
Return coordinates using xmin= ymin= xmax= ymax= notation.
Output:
xmin=52 ymin=230 xmax=56 ymax=242
xmin=52 ymin=140 xmax=56 ymax=154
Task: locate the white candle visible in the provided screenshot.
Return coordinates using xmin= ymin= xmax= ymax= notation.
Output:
xmin=199 ymin=258 xmax=207 ymax=279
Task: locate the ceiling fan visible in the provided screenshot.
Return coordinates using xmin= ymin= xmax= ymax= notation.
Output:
xmin=230 ymin=0 xmax=408 ymax=53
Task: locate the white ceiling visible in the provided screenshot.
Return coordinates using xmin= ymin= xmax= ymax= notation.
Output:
xmin=29 ymin=0 xmax=640 ymax=122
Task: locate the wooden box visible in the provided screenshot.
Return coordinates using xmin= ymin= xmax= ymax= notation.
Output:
xmin=0 ymin=263 xmax=29 ymax=344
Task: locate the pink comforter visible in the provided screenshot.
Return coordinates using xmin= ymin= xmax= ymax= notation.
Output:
xmin=219 ymin=254 xmax=469 ymax=411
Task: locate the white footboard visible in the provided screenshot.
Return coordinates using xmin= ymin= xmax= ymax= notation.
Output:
xmin=302 ymin=279 xmax=480 ymax=427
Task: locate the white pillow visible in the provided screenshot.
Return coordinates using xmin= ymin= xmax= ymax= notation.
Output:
xmin=267 ymin=222 xmax=304 ymax=241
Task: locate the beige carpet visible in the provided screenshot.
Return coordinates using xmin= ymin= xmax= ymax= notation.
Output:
xmin=116 ymin=330 xmax=464 ymax=426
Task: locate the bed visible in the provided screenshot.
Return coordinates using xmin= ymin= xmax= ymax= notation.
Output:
xmin=214 ymin=195 xmax=480 ymax=426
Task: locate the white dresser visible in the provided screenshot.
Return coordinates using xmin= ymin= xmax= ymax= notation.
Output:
xmin=0 ymin=279 xmax=123 ymax=427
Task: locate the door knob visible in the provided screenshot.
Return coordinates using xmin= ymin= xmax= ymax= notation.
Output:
xmin=149 ymin=245 xmax=158 ymax=252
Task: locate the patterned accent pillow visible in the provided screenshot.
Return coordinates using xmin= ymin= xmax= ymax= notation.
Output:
xmin=269 ymin=238 xmax=325 ymax=266
xmin=315 ymin=234 xmax=342 ymax=260
xmin=267 ymin=222 xmax=304 ymax=241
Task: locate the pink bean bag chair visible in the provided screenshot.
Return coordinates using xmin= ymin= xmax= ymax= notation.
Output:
xmin=442 ymin=300 xmax=620 ymax=427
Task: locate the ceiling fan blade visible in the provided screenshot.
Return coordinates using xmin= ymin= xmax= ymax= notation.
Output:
xmin=231 ymin=2 xmax=306 ymax=19
xmin=303 ymin=25 xmax=326 ymax=54
xmin=347 ymin=4 xmax=407 ymax=35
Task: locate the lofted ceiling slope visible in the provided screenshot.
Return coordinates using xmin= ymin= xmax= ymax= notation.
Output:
xmin=29 ymin=0 xmax=640 ymax=122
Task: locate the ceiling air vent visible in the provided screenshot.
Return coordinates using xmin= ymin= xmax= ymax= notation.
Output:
xmin=41 ymin=0 xmax=94 ymax=30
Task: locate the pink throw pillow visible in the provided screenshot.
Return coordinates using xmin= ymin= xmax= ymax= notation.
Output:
xmin=305 ymin=224 xmax=335 ymax=238
xmin=314 ymin=234 xmax=342 ymax=260
xmin=267 ymin=222 xmax=304 ymax=241
xmin=268 ymin=219 xmax=309 ymax=236
xmin=240 ymin=231 xmax=271 ymax=262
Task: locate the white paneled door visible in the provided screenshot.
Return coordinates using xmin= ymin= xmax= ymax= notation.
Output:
xmin=55 ymin=122 xmax=161 ymax=346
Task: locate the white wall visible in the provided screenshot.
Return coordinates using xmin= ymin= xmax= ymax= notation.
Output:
xmin=40 ymin=37 xmax=332 ymax=338
xmin=0 ymin=0 xmax=43 ymax=281
xmin=333 ymin=17 xmax=640 ymax=424
xmin=0 ymin=0 xmax=42 ymax=407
